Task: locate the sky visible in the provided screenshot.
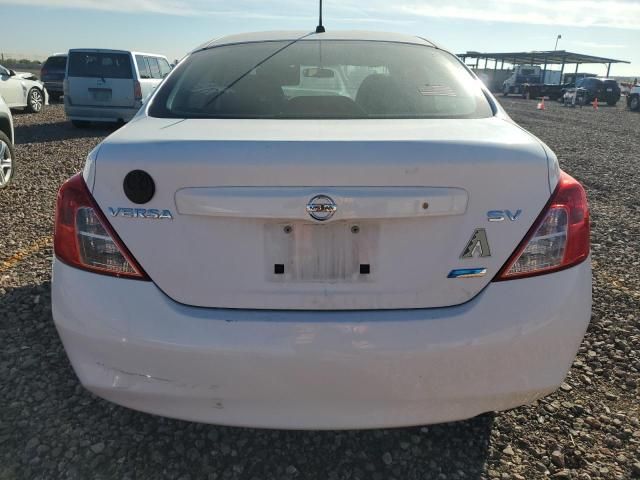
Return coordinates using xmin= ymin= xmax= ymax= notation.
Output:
xmin=0 ymin=0 xmax=638 ymax=77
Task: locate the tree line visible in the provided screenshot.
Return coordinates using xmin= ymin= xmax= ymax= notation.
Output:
xmin=0 ymin=56 xmax=42 ymax=69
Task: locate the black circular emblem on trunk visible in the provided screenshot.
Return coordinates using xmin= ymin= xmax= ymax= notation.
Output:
xmin=123 ymin=170 xmax=155 ymax=204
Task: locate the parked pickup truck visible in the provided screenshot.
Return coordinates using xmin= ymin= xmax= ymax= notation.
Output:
xmin=522 ymin=73 xmax=605 ymax=102
xmin=502 ymin=65 xmax=561 ymax=96
xmin=522 ymin=83 xmax=568 ymax=101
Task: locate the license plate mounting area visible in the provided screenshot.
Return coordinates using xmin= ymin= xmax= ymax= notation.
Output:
xmin=264 ymin=221 xmax=379 ymax=282
xmin=89 ymin=88 xmax=112 ymax=101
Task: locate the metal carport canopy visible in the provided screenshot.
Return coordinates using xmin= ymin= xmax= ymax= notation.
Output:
xmin=457 ymin=50 xmax=630 ymax=66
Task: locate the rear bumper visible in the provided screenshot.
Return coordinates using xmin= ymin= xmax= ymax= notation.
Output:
xmin=605 ymin=93 xmax=621 ymax=103
xmin=43 ymin=81 xmax=63 ymax=94
xmin=52 ymin=259 xmax=591 ymax=429
xmin=64 ymin=103 xmax=140 ymax=123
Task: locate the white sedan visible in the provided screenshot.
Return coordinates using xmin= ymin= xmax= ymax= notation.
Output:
xmin=52 ymin=30 xmax=591 ymax=429
xmin=0 ymin=95 xmax=15 ymax=188
xmin=0 ymin=64 xmax=48 ymax=113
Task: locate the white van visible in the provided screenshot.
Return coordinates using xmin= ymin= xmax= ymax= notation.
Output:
xmin=64 ymin=49 xmax=170 ymax=127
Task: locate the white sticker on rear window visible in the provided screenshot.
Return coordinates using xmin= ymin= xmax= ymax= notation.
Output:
xmin=418 ymin=85 xmax=456 ymax=96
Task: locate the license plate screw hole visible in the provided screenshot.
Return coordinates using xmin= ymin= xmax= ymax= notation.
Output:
xmin=359 ymin=264 xmax=370 ymax=275
xmin=283 ymin=225 xmax=293 ymax=234
xmin=274 ymin=264 xmax=285 ymax=274
xmin=351 ymin=225 xmax=360 ymax=234
xmin=422 ymin=202 xmax=429 ymax=210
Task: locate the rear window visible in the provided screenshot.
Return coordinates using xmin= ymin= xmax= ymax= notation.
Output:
xmin=44 ymin=56 xmax=67 ymax=69
xmin=158 ymin=58 xmax=171 ymax=77
xmin=149 ymin=40 xmax=493 ymax=119
xmin=147 ymin=57 xmax=161 ymax=79
xmin=136 ymin=55 xmax=151 ymax=79
xmin=68 ymin=52 xmax=132 ymax=79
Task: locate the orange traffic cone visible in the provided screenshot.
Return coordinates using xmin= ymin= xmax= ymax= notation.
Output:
xmin=593 ymin=97 xmax=599 ymax=110
xmin=537 ymin=98 xmax=545 ymax=110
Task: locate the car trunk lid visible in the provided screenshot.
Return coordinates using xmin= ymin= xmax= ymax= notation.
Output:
xmin=90 ymin=117 xmax=553 ymax=310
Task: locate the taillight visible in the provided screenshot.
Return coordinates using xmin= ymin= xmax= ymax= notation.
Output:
xmin=54 ymin=174 xmax=149 ymax=280
xmin=134 ymin=81 xmax=142 ymax=101
xmin=495 ymin=171 xmax=590 ymax=281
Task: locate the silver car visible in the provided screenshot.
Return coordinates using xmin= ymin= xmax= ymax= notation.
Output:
xmin=64 ymin=49 xmax=170 ymax=127
xmin=0 ymin=64 xmax=48 ymax=113
xmin=0 ymin=95 xmax=15 ymax=188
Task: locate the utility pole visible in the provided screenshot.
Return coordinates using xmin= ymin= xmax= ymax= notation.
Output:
xmin=554 ymin=34 xmax=562 ymax=51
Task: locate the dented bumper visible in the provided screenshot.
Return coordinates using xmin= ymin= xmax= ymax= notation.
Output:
xmin=52 ymin=258 xmax=591 ymax=429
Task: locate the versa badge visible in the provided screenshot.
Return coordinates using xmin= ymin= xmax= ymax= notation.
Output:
xmin=108 ymin=207 xmax=173 ymax=220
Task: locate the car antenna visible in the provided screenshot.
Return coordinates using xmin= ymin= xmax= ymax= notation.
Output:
xmin=316 ymin=0 xmax=325 ymax=33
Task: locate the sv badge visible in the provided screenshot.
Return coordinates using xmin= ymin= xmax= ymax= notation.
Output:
xmin=460 ymin=228 xmax=491 ymax=258
xmin=487 ymin=209 xmax=522 ymax=222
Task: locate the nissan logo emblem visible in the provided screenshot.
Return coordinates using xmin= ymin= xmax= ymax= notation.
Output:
xmin=306 ymin=195 xmax=337 ymax=221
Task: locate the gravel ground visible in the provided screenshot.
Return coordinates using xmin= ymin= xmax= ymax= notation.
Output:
xmin=0 ymin=100 xmax=638 ymax=480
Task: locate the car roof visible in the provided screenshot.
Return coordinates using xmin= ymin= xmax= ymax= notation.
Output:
xmin=196 ymin=30 xmax=438 ymax=52
xmin=67 ymin=48 xmax=167 ymax=59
